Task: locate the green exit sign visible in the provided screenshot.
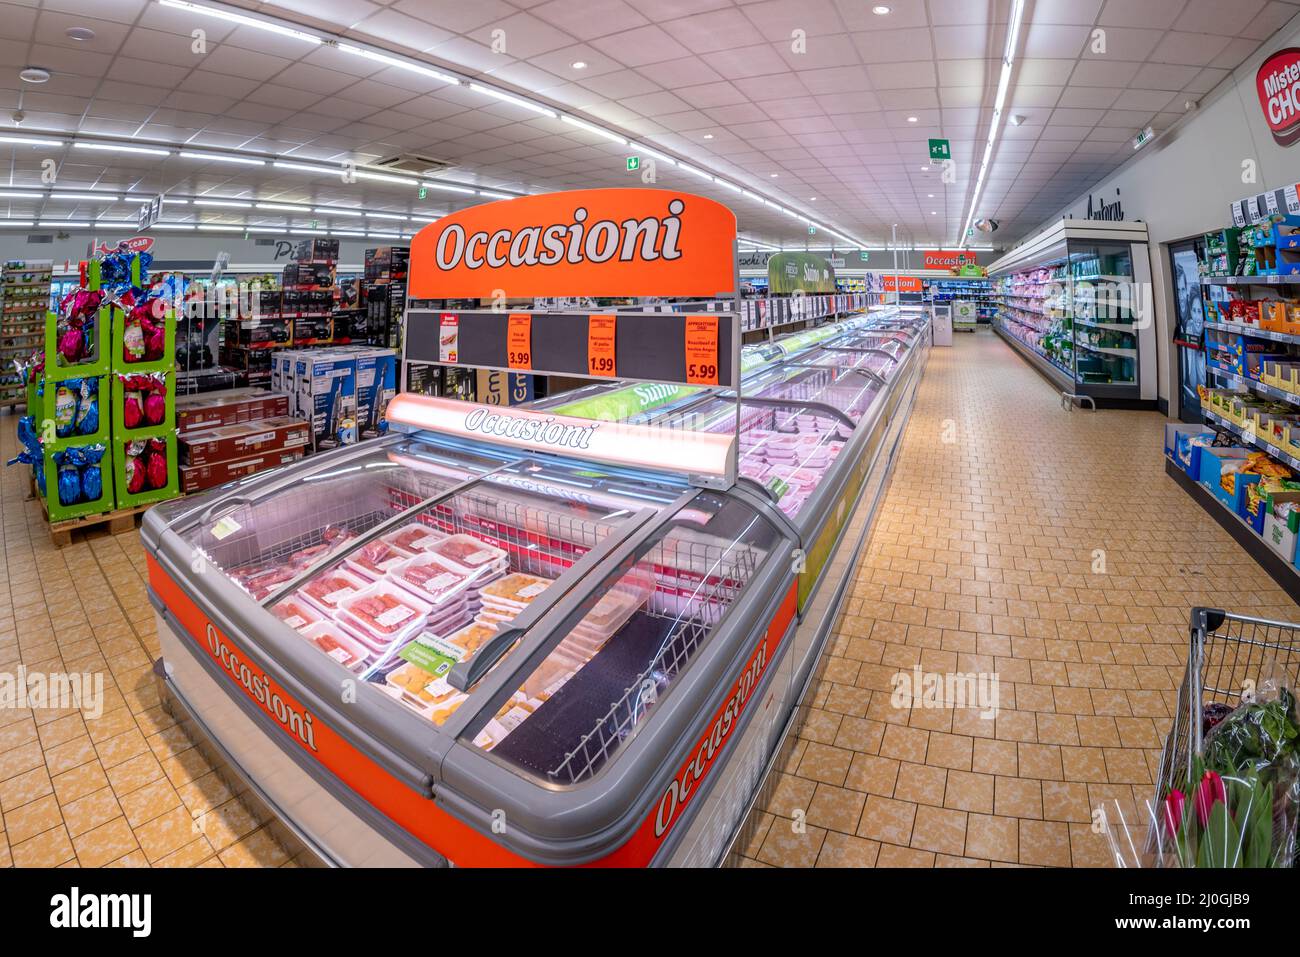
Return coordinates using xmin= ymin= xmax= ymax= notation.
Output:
xmin=808 ymin=225 xmax=816 ymax=235
xmin=859 ymin=251 xmax=870 ymax=262
xmin=418 ymin=186 xmax=427 ymax=200
xmin=928 ymin=138 xmax=951 ymax=161
xmin=626 ymin=156 xmax=640 ymax=171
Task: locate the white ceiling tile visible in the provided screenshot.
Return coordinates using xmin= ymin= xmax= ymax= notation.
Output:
xmin=852 ymin=28 xmax=937 ymax=63
xmin=1242 ymin=2 xmax=1300 ymax=41
xmin=660 ymin=9 xmax=768 ymax=54
xmin=1079 ymin=27 xmax=1163 ymax=60
xmin=588 ymin=25 xmax=692 ymax=66
xmin=1150 ymin=31 xmax=1232 ymax=66
xmin=866 ymin=61 xmax=936 ymax=89
xmin=1032 ymin=0 xmax=1105 ymax=24
xmin=1098 ymin=0 xmax=1188 ymax=29
xmin=1056 ymin=86 xmax=1122 ymax=108
xmin=1023 ymin=24 xmax=1090 ymax=58
xmin=777 ymin=35 xmax=864 ymax=68
xmin=1132 ymin=62 xmax=1201 ymax=89
xmin=531 ymin=0 xmax=650 ymax=41
xmin=1016 ymin=58 xmax=1077 ymax=85
xmin=1177 ymin=0 xmax=1268 ymax=33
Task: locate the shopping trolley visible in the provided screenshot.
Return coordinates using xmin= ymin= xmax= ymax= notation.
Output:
xmin=1154 ymin=607 xmax=1300 ymax=801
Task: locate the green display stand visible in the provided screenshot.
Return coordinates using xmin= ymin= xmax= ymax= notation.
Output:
xmin=39 ymin=442 xmax=116 ymax=523
xmin=29 ymin=373 xmax=110 ymax=449
xmin=44 ymin=306 xmax=110 ymax=381
xmin=110 ymin=370 xmax=176 ymax=437
xmin=112 ymin=426 xmax=179 ymax=510
xmin=110 ymin=309 xmax=175 ymax=376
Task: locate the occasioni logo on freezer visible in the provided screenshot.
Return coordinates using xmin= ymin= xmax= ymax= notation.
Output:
xmin=1257 ymin=47 xmax=1300 ymax=146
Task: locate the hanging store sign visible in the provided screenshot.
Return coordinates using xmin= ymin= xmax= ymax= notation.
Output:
xmin=1257 ymin=47 xmax=1300 ymax=146
xmin=409 ymin=188 xmax=737 ymax=298
xmin=922 ymin=250 xmax=975 ymax=270
xmin=385 ymin=394 xmax=737 ymax=478
xmin=882 ymin=276 xmax=924 ymax=293
xmin=767 ymin=251 xmax=835 ymax=294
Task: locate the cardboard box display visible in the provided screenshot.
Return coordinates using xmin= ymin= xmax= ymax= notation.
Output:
xmin=352 ymin=347 xmax=397 ymax=434
xmin=180 ymin=416 xmax=310 ymax=466
xmin=176 ymin=388 xmax=289 ymax=434
xmin=296 ymin=352 xmax=357 ymax=448
xmin=180 ymin=447 xmax=306 ymax=494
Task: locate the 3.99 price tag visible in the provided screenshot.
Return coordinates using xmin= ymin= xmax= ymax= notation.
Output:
xmin=588 ymin=314 xmax=617 ymax=377
xmin=684 ymin=314 xmax=720 ymax=386
xmin=507 ymin=313 xmax=532 ymax=370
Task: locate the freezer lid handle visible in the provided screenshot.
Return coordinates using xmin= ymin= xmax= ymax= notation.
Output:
xmin=445 ymin=505 xmax=660 ymax=692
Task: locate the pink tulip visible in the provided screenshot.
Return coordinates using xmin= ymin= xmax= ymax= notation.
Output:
xmin=1163 ymin=789 xmax=1186 ymax=838
xmin=1194 ymin=771 xmax=1227 ymax=828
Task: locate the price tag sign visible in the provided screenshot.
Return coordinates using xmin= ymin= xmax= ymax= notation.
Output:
xmin=507 ymin=313 xmax=532 ymax=370
xmin=439 ymin=314 xmax=459 ymax=363
xmin=587 ymin=314 xmax=617 ymax=377
xmin=1289 ymin=186 xmax=1300 ymax=216
xmin=1247 ymin=196 xmax=1262 ymax=222
xmin=684 ymin=315 xmax=720 ymax=385
xmin=1231 ymin=203 xmax=1247 ymax=228
xmin=1266 ymin=191 xmax=1281 ymax=215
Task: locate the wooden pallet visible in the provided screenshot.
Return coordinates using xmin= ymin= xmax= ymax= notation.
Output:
xmin=35 ymin=492 xmax=152 ymax=547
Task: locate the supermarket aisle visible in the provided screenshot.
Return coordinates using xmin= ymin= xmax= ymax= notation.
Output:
xmin=0 ymin=418 xmax=291 ymax=868
xmin=740 ymin=330 xmax=1300 ymax=868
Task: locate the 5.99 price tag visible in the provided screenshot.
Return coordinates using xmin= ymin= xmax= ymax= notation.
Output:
xmin=684 ymin=315 xmax=720 ymax=385
xmin=588 ymin=314 xmax=617 ymax=377
xmin=507 ymin=313 xmax=532 ymax=370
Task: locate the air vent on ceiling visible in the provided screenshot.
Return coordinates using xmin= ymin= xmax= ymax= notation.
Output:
xmin=26 ymin=233 xmax=53 ymax=244
xmin=374 ymin=153 xmax=453 ymax=176
xmin=254 ymin=238 xmax=276 ymax=246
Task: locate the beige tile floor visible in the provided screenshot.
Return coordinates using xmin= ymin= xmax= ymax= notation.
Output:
xmin=740 ymin=331 xmax=1300 ymax=868
xmin=0 ymin=416 xmax=291 ymax=868
xmin=3 ymin=330 xmax=1297 ymax=869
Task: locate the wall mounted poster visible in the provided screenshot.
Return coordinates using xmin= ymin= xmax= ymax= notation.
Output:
xmin=766 ymin=252 xmax=836 ymax=294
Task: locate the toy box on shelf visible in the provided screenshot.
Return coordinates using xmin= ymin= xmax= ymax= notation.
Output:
xmin=1205 ymin=228 xmax=1244 ymax=277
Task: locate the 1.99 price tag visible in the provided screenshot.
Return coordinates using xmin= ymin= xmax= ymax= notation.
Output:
xmin=507 ymin=313 xmax=532 ymax=370
xmin=684 ymin=315 xmax=720 ymax=386
xmin=588 ymin=314 xmax=617 ymax=377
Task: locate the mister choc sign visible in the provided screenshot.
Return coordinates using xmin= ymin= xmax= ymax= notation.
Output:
xmin=1257 ymin=47 xmax=1300 ymax=146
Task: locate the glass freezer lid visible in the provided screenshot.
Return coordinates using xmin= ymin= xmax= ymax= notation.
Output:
xmin=180 ymin=437 xmax=515 ymax=600
xmin=268 ymin=456 xmax=683 ymax=726
xmin=786 ymin=346 xmax=900 ymax=379
xmin=740 ymin=364 xmax=883 ymax=422
xmin=468 ymin=490 xmax=783 ymax=785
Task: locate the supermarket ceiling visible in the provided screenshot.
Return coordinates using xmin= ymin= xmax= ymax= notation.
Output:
xmin=1 ymin=0 xmax=1297 ymax=249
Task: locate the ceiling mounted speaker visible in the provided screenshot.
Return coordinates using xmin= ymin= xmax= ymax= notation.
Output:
xmin=19 ymin=67 xmax=51 ymax=83
xmin=974 ymin=218 xmax=1000 ymax=233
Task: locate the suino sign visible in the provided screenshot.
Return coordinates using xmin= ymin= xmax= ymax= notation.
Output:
xmin=1258 ymin=47 xmax=1300 ymax=146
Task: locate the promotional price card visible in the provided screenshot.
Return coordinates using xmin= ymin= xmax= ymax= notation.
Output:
xmin=588 ymin=314 xmax=617 ymax=377
xmin=439 ymin=314 xmax=459 ymax=363
xmin=507 ymin=313 xmax=532 ymax=370
xmin=684 ymin=315 xmax=720 ymax=385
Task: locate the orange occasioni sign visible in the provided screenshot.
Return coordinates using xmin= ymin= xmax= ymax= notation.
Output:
xmin=409 ymin=188 xmax=737 ymax=298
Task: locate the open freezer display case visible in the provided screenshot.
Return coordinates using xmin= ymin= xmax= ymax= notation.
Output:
xmin=144 ymin=304 xmax=929 ymax=868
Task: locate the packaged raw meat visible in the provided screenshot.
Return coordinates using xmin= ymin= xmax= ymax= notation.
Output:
xmin=337 ymin=581 xmax=432 ymax=649
xmin=345 ymin=538 xmax=409 ymax=579
xmin=427 ymin=534 xmax=508 ymax=574
xmin=230 ymin=563 xmax=297 ymax=600
xmin=298 ymin=567 xmax=369 ymax=614
xmin=299 ymin=622 xmax=370 ymax=673
xmin=386 ymin=522 xmax=445 ymax=555
xmin=269 ymin=597 xmax=321 ymax=633
xmin=390 ymin=553 xmax=478 ymax=606
xmin=480 ymin=573 xmax=552 ymax=607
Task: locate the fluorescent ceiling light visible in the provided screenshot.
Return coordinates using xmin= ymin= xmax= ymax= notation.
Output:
xmin=331 ymin=230 xmax=367 ymax=237
xmin=560 ymin=115 xmax=627 ymax=145
xmin=677 ymin=164 xmax=713 ymax=181
xmin=243 ymin=227 xmax=282 ymax=234
xmin=158 ymin=0 xmax=321 ymax=45
xmin=151 ymin=223 xmax=196 ymax=229
xmin=0 ymin=191 xmax=44 ymax=199
xmin=469 ymin=84 xmax=556 ymax=117
xmin=257 ymin=202 xmax=311 ymax=212
xmin=0 ymin=220 xmax=33 ymax=226
xmin=180 ymin=150 xmax=265 ymax=166
xmin=74 ymin=141 xmax=169 ymax=156
xmin=48 ymin=192 xmax=119 ymax=201
xmin=197 ymin=223 xmax=241 ymax=231
xmin=368 ymin=231 xmax=401 ymax=238
xmin=95 ymin=218 xmax=135 ymax=225
xmin=194 ymin=199 xmax=252 ymax=208
xmin=420 ymin=181 xmax=475 ymax=195
xmin=715 ymin=180 xmax=743 ymax=193
xmin=630 ymin=143 xmax=677 ymax=166
xmin=366 ymin=212 xmax=407 ymax=220
xmin=0 ymin=135 xmax=64 ymax=147
xmin=164 ymin=199 xmax=188 ymax=205
xmin=477 ymin=190 xmax=512 ymax=199
xmin=336 ymin=42 xmax=458 ymax=84
xmin=273 ymin=160 xmax=337 ymax=175
xmin=315 ymin=206 xmax=362 ymax=216
xmin=39 ymin=221 xmax=89 ymax=227
xmin=354 ymin=169 xmax=419 ymax=186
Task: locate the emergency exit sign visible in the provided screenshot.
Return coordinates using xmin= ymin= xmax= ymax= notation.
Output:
xmin=626 ymin=156 xmax=640 ymax=171
xmin=928 ymin=139 xmax=951 ymax=161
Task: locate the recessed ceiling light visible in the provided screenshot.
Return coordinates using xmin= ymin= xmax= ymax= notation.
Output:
xmin=703 ymin=133 xmax=713 ymax=139
xmin=770 ymin=172 xmax=778 ymax=177
xmin=65 ymin=27 xmax=95 ymax=42
xmin=907 ymin=116 xmax=918 ymax=123
xmin=921 ymin=166 xmax=930 ymax=171
xmin=872 ymin=5 xmax=891 ymax=13
xmin=571 ymin=61 xmax=587 ymax=70
xmin=809 ymin=196 xmax=816 ymax=201
xmin=930 ymin=211 xmax=937 ymax=215
xmin=19 ymin=67 xmax=50 ymax=84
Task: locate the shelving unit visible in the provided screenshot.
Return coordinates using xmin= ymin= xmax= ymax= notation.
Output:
xmin=987 ymin=219 xmax=1157 ymax=407
xmin=924 ymin=277 xmax=994 ymax=329
xmin=0 ymin=260 xmax=52 ymax=411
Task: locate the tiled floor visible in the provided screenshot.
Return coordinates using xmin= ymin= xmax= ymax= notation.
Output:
xmin=4 ymin=330 xmax=1299 ymax=869
xmin=0 ymin=416 xmax=291 ymax=868
xmin=740 ymin=331 xmax=1300 ymax=868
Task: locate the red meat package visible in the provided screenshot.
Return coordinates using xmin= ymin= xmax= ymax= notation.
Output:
xmin=338 ymin=581 xmax=432 ymax=647
xmin=346 ymin=538 xmax=408 ymax=579
xmin=299 ymin=568 xmax=367 ymax=613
